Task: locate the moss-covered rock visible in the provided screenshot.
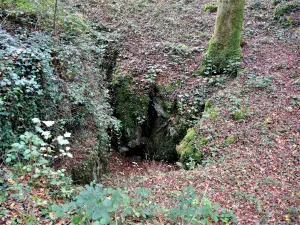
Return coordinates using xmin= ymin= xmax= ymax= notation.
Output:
xmin=149 ymin=87 xmax=183 ymax=161
xmin=176 ymin=128 xmax=202 ymax=168
xmin=71 ymin=153 xmax=106 ymax=184
xmin=114 ymin=76 xmax=150 ymax=146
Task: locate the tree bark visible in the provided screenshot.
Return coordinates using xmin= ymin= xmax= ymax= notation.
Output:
xmin=201 ymin=0 xmax=245 ymax=74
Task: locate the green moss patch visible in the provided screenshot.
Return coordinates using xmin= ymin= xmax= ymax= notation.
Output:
xmin=176 ymin=128 xmax=202 ymax=168
xmin=225 ymin=136 xmax=235 ymax=145
xmin=234 ymin=110 xmax=246 ymax=121
xmin=203 ymin=99 xmax=218 ymax=120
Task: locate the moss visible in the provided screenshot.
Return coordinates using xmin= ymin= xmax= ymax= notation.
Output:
xmin=203 ymin=99 xmax=218 ymax=119
xmin=204 ymin=99 xmax=213 ymax=111
xmin=176 ymin=128 xmax=202 ymax=167
xmin=225 ymin=136 xmax=235 ymax=145
xmin=234 ymin=109 xmax=246 ymax=121
xmin=197 ymin=137 xmax=209 ymax=149
xmin=203 ymin=3 xmax=218 ymax=13
xmin=180 ymin=148 xmax=202 ymax=168
xmin=274 ymin=1 xmax=299 ymax=19
xmin=176 ymin=128 xmax=196 ymax=155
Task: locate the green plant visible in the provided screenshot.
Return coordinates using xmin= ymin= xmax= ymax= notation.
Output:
xmin=0 ymin=29 xmax=60 ymax=155
xmin=234 ymin=110 xmax=246 ymax=121
xmin=203 ymin=99 xmax=218 ymax=120
xmin=0 ymin=4 xmax=120 ymax=181
xmin=225 ymin=136 xmax=235 ymax=145
xmin=5 ymin=118 xmax=73 ymax=195
xmin=51 ymin=184 xmax=237 ymax=224
xmin=274 ymin=1 xmax=299 ymax=19
xmin=246 ymin=74 xmax=272 ymax=89
xmin=167 ymin=185 xmax=237 ymax=224
xmin=51 ymin=184 xmax=154 ymax=224
xmin=200 ymin=57 xmax=241 ymax=77
xmin=203 ymin=3 xmax=218 ymax=13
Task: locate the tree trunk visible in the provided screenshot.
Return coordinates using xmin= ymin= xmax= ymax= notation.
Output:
xmin=201 ymin=0 xmax=245 ymax=74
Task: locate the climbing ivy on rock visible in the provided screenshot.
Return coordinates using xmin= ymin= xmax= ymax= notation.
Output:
xmin=0 ymin=29 xmax=60 ymax=156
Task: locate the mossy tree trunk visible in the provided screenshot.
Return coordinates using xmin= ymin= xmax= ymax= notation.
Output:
xmin=201 ymin=0 xmax=245 ymax=74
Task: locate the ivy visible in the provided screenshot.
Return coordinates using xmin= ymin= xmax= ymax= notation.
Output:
xmin=0 ymin=28 xmax=60 ymax=156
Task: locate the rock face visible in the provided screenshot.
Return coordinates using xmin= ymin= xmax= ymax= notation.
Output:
xmin=113 ymin=76 xmax=191 ymax=162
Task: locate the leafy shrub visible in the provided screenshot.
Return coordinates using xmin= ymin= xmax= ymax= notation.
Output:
xmin=0 ymin=119 xmax=74 ymax=223
xmin=51 ymin=184 xmax=238 ymax=224
xmin=167 ymin=185 xmax=237 ymax=224
xmin=1 ymin=0 xmax=120 ymax=181
xmin=5 ymin=118 xmax=73 ymax=190
xmin=51 ymin=184 xmax=154 ymax=224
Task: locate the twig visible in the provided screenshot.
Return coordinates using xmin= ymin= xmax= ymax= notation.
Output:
xmin=188 ymin=182 xmax=209 ymax=224
xmin=53 ymin=0 xmax=58 ymax=42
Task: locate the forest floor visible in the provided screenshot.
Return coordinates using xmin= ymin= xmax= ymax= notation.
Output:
xmin=1 ymin=0 xmax=299 ymax=224
xmin=76 ymin=0 xmax=300 ymax=224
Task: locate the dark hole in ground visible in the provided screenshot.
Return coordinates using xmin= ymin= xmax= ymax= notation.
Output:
xmin=119 ymin=86 xmax=159 ymax=159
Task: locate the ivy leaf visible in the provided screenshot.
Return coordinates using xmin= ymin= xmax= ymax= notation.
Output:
xmin=42 ymin=121 xmax=55 ymax=127
xmin=42 ymin=131 xmax=51 ymax=139
xmin=32 ymin=118 xmax=41 ymax=124
xmin=57 ymin=136 xmax=69 ymax=145
xmin=64 ymin=132 xmax=71 ymax=138
xmin=92 ymin=209 xmax=102 ymax=220
xmin=66 ymin=153 xmax=73 ymax=158
xmin=100 ymin=218 xmax=108 ymax=225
